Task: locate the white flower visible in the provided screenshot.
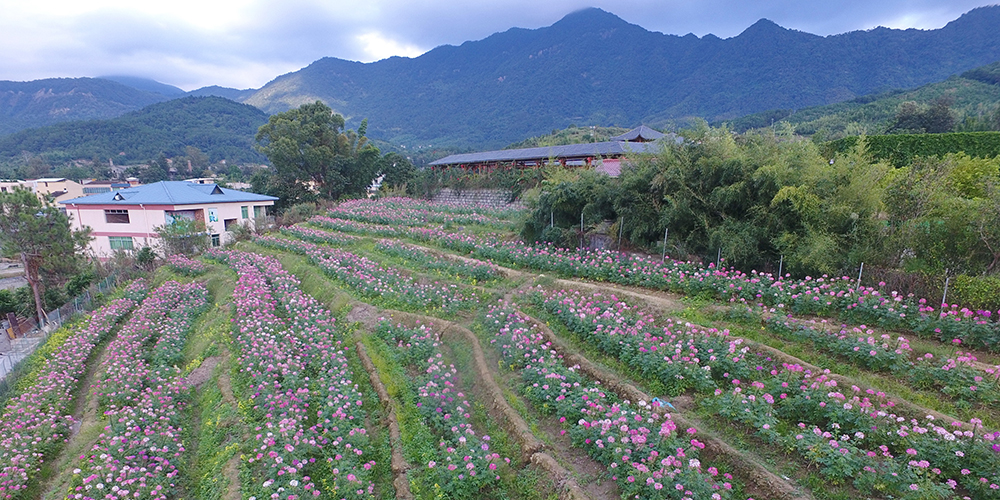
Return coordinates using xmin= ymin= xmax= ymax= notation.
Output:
xmin=689 ymin=459 xmax=701 ymax=468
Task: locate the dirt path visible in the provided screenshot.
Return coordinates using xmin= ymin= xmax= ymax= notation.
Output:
xmin=39 ymin=336 xmax=115 ymax=499
xmin=353 ymin=304 xmax=594 ymax=500
xmin=517 ymin=310 xmax=813 ymax=500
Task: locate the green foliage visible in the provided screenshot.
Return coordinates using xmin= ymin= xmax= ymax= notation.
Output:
xmin=0 ymin=187 xmax=92 ymax=321
xmin=522 ymin=126 xmax=899 ymax=276
xmin=826 ymin=131 xmax=1000 ymax=166
xmin=0 ymin=96 xmax=268 ymax=168
xmin=723 ymin=72 xmax=1000 ymax=140
xmin=505 ymin=125 xmax=630 ymax=149
xmin=952 ymin=274 xmax=1000 ymax=311
xmin=154 ymin=218 xmax=209 ymax=256
xmin=962 ymin=61 xmax=1000 ymax=86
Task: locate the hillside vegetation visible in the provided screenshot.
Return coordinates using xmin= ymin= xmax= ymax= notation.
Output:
xmin=722 ymin=65 xmax=1000 ymax=139
xmin=0 ymin=96 xmax=268 ymax=166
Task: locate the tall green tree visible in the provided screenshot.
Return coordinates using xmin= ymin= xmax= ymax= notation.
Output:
xmin=0 ymin=188 xmax=91 ymax=325
xmin=256 ymin=101 xmax=374 ymax=202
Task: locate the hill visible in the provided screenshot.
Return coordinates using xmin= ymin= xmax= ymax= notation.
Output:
xmin=98 ymin=76 xmax=186 ymax=97
xmin=239 ymin=6 xmax=1000 ymax=149
xmin=0 ymin=96 xmax=268 ymax=165
xmin=718 ymin=65 xmax=1000 ymax=138
xmin=0 ymin=77 xmax=171 ymax=135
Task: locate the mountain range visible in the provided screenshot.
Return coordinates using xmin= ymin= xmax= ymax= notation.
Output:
xmin=2 ymin=6 xmax=1000 ymax=152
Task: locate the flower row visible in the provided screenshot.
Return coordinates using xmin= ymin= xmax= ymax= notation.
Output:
xmin=207 ymin=249 xmax=375 ymax=499
xmin=373 ymin=322 xmax=505 ymax=498
xmin=372 ymin=239 xmax=501 ymax=283
xmin=531 ymin=286 xmax=1000 ymax=497
xmin=70 ymin=280 xmax=208 ymax=500
xmin=165 ymin=254 xmax=208 ymax=276
xmin=478 ymin=305 xmax=739 ymax=499
xmin=0 ymin=282 xmax=145 ymax=499
xmin=765 ymin=315 xmax=1000 ymax=406
xmin=255 ymin=236 xmax=479 ymax=312
xmin=320 ymin=210 xmax=1000 ymax=351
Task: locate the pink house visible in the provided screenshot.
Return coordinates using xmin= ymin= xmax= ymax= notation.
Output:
xmin=59 ymin=181 xmax=278 ymax=257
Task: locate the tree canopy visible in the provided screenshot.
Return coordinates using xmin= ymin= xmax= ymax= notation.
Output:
xmin=0 ymin=188 xmax=91 ymax=324
xmin=254 ymin=102 xmax=414 ymax=211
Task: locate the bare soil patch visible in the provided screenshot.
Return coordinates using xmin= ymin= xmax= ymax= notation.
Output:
xmin=185 ymin=355 xmax=222 ymax=387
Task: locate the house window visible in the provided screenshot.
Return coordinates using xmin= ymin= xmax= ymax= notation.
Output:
xmin=211 ymin=233 xmax=221 ymax=247
xmin=108 ymin=236 xmax=134 ymax=251
xmin=241 ymin=206 xmax=248 ymax=219
xmin=208 ymin=208 xmax=218 ymax=222
xmin=104 ymin=209 xmax=130 ymax=224
xmin=224 ymin=218 xmax=237 ymax=231
xmin=254 ymin=206 xmax=264 ymax=218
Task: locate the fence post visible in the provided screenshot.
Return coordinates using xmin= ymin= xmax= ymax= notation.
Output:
xmin=617 ymin=218 xmax=624 ymax=250
xmin=777 ymin=255 xmax=783 ymax=280
xmin=857 ymin=262 xmax=864 ymax=290
xmin=941 ymin=272 xmax=951 ymax=309
xmin=661 ymin=227 xmax=668 ymax=263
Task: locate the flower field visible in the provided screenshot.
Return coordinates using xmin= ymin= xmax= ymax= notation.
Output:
xmin=70 ymin=280 xmax=209 ymax=500
xmin=0 ymin=282 xmax=145 ymax=499
xmin=9 ymin=197 xmax=1000 ymax=500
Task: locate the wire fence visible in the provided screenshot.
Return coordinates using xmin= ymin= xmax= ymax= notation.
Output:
xmin=0 ymin=274 xmax=121 ymax=401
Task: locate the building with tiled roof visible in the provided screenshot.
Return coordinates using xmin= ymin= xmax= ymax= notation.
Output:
xmin=60 ymin=181 xmax=277 ymax=257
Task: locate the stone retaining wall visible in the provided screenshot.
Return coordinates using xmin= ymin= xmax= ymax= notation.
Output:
xmin=431 ymin=188 xmax=521 ymax=208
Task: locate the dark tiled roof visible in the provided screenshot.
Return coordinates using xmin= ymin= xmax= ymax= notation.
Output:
xmin=610 ymin=125 xmax=665 ymax=142
xmin=59 ymin=181 xmax=278 ymax=205
xmin=429 ymin=141 xmax=660 ymax=166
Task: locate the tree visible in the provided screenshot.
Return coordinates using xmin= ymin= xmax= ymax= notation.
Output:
xmin=0 ymin=188 xmax=91 ymax=325
xmin=154 ymin=218 xmax=209 ymax=256
xmin=255 ymin=101 xmax=350 ymax=200
xmin=255 ymin=101 xmax=385 ymax=202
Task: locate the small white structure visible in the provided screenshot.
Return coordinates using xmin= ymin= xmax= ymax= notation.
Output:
xmin=60 ymin=181 xmax=277 ymax=257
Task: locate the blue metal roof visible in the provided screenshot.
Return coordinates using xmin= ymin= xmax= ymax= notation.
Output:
xmin=59 ymin=181 xmax=278 ymax=206
xmin=429 ymin=141 xmax=662 ymax=166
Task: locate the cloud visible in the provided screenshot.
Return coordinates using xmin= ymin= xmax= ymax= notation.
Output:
xmin=0 ymin=0 xmax=995 ymax=91
xmin=355 ymin=32 xmax=426 ymax=62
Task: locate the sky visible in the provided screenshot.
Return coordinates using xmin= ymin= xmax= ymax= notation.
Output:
xmin=0 ymin=0 xmax=996 ymax=91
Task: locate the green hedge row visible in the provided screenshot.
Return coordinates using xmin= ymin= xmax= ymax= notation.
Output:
xmin=825 ymin=132 xmax=1000 ymax=166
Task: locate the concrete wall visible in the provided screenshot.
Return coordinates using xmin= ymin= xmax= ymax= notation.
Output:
xmin=64 ymin=201 xmax=272 ymax=257
xmin=431 ymin=188 xmax=521 ymax=209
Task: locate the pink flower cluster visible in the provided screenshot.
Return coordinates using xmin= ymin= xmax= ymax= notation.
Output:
xmin=256 ymin=236 xmax=478 ymax=312
xmin=480 ymin=305 xmax=737 ymax=499
xmin=208 ymin=249 xmax=374 ymax=499
xmin=375 ymin=323 xmax=503 ymax=496
xmin=0 ymin=289 xmax=143 ymax=499
xmin=164 ymin=254 xmax=207 ymax=276
xmin=70 ymin=280 xmax=208 ymax=500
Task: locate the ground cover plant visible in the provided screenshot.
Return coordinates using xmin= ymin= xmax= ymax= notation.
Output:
xmin=528 ymin=286 xmax=1000 ymax=497
xmin=254 ymin=235 xmax=481 ymax=313
xmin=478 ymin=304 xmax=741 ymax=499
xmin=68 ymin=280 xmax=208 ymax=500
xmin=0 ymin=282 xmax=146 ymax=499
xmin=206 ymin=248 xmax=377 ymax=500
xmin=164 ymin=254 xmax=208 ymax=276
xmin=370 ymin=321 xmax=508 ymax=498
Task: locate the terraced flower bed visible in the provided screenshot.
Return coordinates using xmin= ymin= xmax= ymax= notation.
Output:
xmin=370 ymin=322 xmax=508 ymax=498
xmin=69 ymin=280 xmax=208 ymax=500
xmin=254 ymin=235 xmax=482 ymax=312
xmin=528 ymin=286 xmax=1000 ymax=497
xmin=0 ymin=282 xmax=145 ymax=499
xmin=208 ymin=249 xmax=377 ymax=499
xmin=478 ymin=304 xmax=741 ymax=499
